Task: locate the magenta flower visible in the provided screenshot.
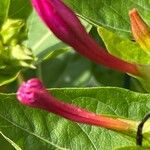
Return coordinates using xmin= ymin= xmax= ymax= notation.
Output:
xmin=31 ymin=0 xmax=139 ymax=75
xmin=17 ymin=78 xmax=136 ymax=132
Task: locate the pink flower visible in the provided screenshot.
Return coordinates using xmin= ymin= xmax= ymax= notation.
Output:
xmin=31 ymin=0 xmax=139 ymax=75
xmin=17 ymin=78 xmax=136 ymax=132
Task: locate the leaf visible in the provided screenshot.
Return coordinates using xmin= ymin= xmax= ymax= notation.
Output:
xmin=0 ymin=72 xmax=19 ymax=87
xmin=92 ymin=64 xmax=125 ymax=87
xmin=115 ymin=146 xmax=150 ymax=150
xmin=0 ymin=131 xmax=21 ymax=150
xmin=0 ymin=132 xmax=15 ymax=150
xmin=97 ymin=27 xmax=150 ymax=65
xmin=92 ymin=64 xmax=146 ymax=92
xmin=0 ymin=0 xmax=10 ymax=27
xmin=0 ymin=0 xmax=33 ymax=86
xmin=0 ymin=0 xmax=32 ymax=27
xmin=64 ymin=0 xmax=150 ymax=38
xmin=8 ymin=0 xmax=32 ymax=20
xmin=39 ymin=51 xmax=92 ymax=87
xmin=1 ymin=87 xmax=150 ymax=149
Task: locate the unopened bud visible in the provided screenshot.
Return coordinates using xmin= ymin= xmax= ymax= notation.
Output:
xmin=129 ymin=9 xmax=150 ymax=55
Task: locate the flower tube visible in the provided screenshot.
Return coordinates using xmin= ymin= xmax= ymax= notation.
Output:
xmin=31 ymin=0 xmax=139 ymax=75
xmin=17 ymin=78 xmax=136 ymax=133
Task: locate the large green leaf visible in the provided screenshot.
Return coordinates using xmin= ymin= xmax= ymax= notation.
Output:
xmin=64 ymin=0 xmax=150 ymax=38
xmin=115 ymin=146 xmax=150 ymax=150
xmin=1 ymin=87 xmax=150 ymax=149
xmin=97 ymin=27 xmax=150 ymax=65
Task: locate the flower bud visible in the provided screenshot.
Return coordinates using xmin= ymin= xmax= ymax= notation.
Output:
xmin=31 ymin=0 xmax=139 ymax=75
xmin=17 ymin=78 xmax=137 ymax=133
xmin=129 ymin=8 xmax=150 ymax=55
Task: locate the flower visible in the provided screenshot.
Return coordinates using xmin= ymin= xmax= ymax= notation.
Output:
xmin=129 ymin=8 xmax=150 ymax=55
xmin=31 ymin=0 xmax=139 ymax=75
xmin=17 ymin=78 xmax=136 ymax=133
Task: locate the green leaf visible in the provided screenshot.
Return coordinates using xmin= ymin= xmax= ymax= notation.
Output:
xmin=8 ymin=0 xmax=32 ymax=20
xmin=0 ymin=0 xmax=10 ymax=27
xmin=0 ymin=0 xmax=33 ymax=86
xmin=0 ymin=0 xmax=32 ymax=27
xmin=92 ymin=64 xmax=125 ymax=87
xmin=115 ymin=146 xmax=150 ymax=150
xmin=0 ymin=132 xmax=21 ymax=150
xmin=64 ymin=0 xmax=150 ymax=38
xmin=97 ymin=27 xmax=150 ymax=65
xmin=0 ymin=132 xmax=16 ymax=150
xmin=1 ymin=87 xmax=150 ymax=149
xmin=0 ymin=72 xmax=19 ymax=87
xmin=39 ymin=51 xmax=92 ymax=87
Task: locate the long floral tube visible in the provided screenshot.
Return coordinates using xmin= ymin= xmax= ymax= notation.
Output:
xmin=31 ymin=0 xmax=139 ymax=76
xmin=17 ymin=78 xmax=136 ymax=133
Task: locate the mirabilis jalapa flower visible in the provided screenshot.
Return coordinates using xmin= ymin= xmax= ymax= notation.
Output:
xmin=17 ymin=78 xmax=137 ymax=134
xmin=31 ymin=0 xmax=140 ymax=76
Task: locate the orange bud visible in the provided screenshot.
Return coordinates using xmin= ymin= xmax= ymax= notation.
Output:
xmin=129 ymin=8 xmax=150 ymax=54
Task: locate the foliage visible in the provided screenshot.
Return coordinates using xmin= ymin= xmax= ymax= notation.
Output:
xmin=1 ymin=0 xmax=150 ymax=149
